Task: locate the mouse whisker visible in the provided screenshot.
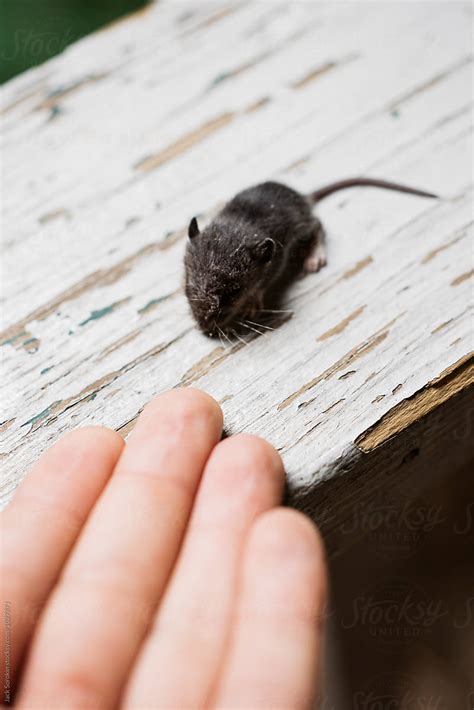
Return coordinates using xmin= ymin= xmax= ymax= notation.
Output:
xmin=237 ymin=321 xmax=254 ymax=333
xmin=213 ymin=321 xmax=224 ymax=348
xmin=230 ymin=328 xmax=247 ymax=346
xmin=258 ymin=308 xmax=294 ymax=314
xmin=216 ymin=329 xmax=228 ymax=350
xmin=239 ymin=321 xmax=264 ymax=336
xmin=245 ymin=319 xmax=274 ymax=331
xmin=217 ymin=326 xmax=233 ymax=348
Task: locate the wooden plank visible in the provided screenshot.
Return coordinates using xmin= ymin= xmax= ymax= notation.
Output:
xmin=1 ymin=1 xmax=472 ymax=520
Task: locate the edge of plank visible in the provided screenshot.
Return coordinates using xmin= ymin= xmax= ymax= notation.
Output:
xmin=355 ymin=352 xmax=474 ymax=452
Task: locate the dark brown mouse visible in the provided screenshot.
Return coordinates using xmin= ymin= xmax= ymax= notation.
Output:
xmin=184 ymin=178 xmax=437 ymax=338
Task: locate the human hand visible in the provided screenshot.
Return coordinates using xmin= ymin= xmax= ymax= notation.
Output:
xmin=1 ymin=388 xmax=327 ymax=708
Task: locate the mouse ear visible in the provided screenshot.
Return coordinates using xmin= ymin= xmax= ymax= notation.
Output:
xmin=188 ymin=217 xmax=200 ymax=239
xmin=254 ymin=237 xmax=275 ymax=264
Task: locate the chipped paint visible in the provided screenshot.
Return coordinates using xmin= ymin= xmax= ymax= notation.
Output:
xmin=451 ymin=269 xmax=473 ymax=286
xmin=431 ymin=319 xmax=452 ymax=334
xmin=125 ymin=216 xmax=141 ymax=228
xmin=322 ymin=398 xmax=346 ymax=414
xmin=22 ymin=331 xmax=191 ymax=434
xmin=38 ymin=208 xmax=70 ymax=224
xmin=245 ymin=96 xmax=271 ymax=113
xmin=342 ymin=256 xmax=373 ymax=280
xmin=48 ymin=105 xmax=64 ymax=121
xmin=0 ymin=236 xmax=185 ymax=348
xmin=181 ymin=346 xmax=227 ymax=384
xmin=0 ymin=418 xmax=15 ymax=433
xmin=79 ymin=300 xmax=128 ymax=327
xmin=291 ymin=61 xmax=337 ymax=89
xmin=0 ymin=85 xmax=44 ymax=116
xmin=1 ymin=330 xmax=29 ymax=347
xmin=22 ymin=402 xmax=61 ymax=428
xmin=356 ymin=353 xmax=474 ymax=451
xmin=219 ymin=394 xmax=234 ymax=405
xmin=23 ymin=337 xmax=40 ymax=353
xmin=279 ymin=326 xmax=391 ymax=410
xmin=208 ymin=48 xmax=274 ymax=91
xmin=134 ymin=113 xmax=234 ymax=172
xmin=284 ymin=155 xmax=310 ymax=173
xmin=38 ymin=73 xmax=108 ymax=111
xmin=317 ymin=306 xmax=366 ymax=341
xmin=339 ymin=370 xmax=356 ymax=380
xmin=137 ymin=296 xmax=168 ymax=314
xmin=1 ymin=329 xmax=39 ymax=353
xmin=421 ymin=232 xmax=463 ymax=263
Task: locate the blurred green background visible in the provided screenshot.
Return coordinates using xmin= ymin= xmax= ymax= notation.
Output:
xmin=0 ymin=0 xmax=149 ymax=84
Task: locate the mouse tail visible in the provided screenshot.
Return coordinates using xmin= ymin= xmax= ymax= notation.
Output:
xmin=308 ymin=177 xmax=439 ymax=203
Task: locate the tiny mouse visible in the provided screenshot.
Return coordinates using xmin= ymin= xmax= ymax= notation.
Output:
xmin=184 ymin=177 xmax=437 ymax=337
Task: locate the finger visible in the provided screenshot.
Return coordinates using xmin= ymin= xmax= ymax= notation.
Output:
xmin=0 ymin=426 xmax=123 ymax=687
xmin=17 ymin=388 xmax=223 ymax=710
xmin=124 ymin=434 xmax=284 ymax=709
xmin=212 ymin=508 xmax=327 ymax=710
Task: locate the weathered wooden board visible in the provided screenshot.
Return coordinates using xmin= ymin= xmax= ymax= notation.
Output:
xmin=1 ymin=2 xmax=473 ymax=521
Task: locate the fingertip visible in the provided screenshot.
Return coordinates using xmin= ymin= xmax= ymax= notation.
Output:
xmin=141 ymin=387 xmax=223 ymax=439
xmin=254 ymin=507 xmax=325 ymax=557
xmin=217 ymin=433 xmax=284 ymax=482
xmin=250 ymin=507 xmax=328 ymax=598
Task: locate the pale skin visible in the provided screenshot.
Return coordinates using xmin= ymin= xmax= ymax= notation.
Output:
xmin=1 ymin=388 xmax=327 ymax=709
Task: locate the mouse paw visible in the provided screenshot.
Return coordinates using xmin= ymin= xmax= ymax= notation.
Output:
xmin=304 ymin=253 xmax=327 ymax=273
